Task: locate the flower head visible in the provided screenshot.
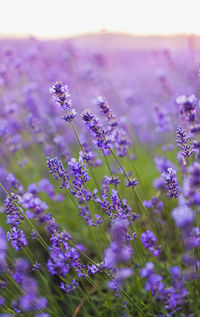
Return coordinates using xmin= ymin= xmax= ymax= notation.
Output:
xmin=49 ymin=81 xmax=72 ymax=110
xmin=162 ymin=168 xmax=179 ymax=198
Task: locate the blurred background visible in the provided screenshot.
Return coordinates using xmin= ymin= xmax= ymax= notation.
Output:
xmin=1 ymin=0 xmax=200 ymax=158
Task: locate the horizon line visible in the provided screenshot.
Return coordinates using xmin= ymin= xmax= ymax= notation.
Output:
xmin=0 ymin=31 xmax=199 ymax=41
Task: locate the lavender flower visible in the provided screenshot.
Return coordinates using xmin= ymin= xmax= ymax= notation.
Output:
xmin=143 ymin=196 xmax=163 ymax=214
xmin=95 ymin=97 xmax=130 ymax=157
xmin=47 ymin=157 xmax=69 ymax=189
xmin=13 ymin=258 xmax=30 ymax=284
xmin=7 ymin=227 xmax=28 ymax=251
xmin=4 ymin=194 xmax=24 ymax=227
xmin=68 ymin=156 xmax=90 ymax=186
xmin=162 ymin=168 xmax=179 ymax=198
xmin=38 ymin=178 xmax=64 ymax=202
xmin=0 ymin=296 xmax=5 ymax=307
xmin=49 ymin=81 xmax=72 ymax=110
xmin=80 ymin=140 xmax=102 ymax=166
xmin=0 ymin=281 xmax=6 ymax=289
xmin=22 ymin=192 xmax=48 ymax=224
xmin=141 ymin=231 xmax=160 ymax=256
xmin=19 ymin=283 xmax=48 ymax=311
xmin=31 ymin=229 xmax=39 ymax=239
xmin=189 ymin=227 xmax=200 ymax=248
xmin=176 ymin=94 xmax=197 ymax=123
xmin=104 ymin=220 xmax=132 ymax=290
xmin=140 ymin=262 xmax=164 ymax=295
xmin=78 ymin=205 xmax=96 ymax=227
xmin=95 ymin=96 xmax=117 ymax=126
xmin=163 ymin=266 xmax=187 ymax=311
xmin=183 ymin=162 xmax=200 ymax=206
xmin=176 ymin=126 xmax=193 ymax=159
xmin=190 ymin=123 xmax=200 ymax=134
xmin=0 ymin=227 xmax=7 ymax=272
xmin=172 ymin=205 xmax=194 ymax=228
xmin=27 ymin=183 xmax=39 ymax=195
xmin=32 ymin=262 xmax=40 ymax=271
xmin=87 ymin=264 xmax=99 ymax=275
xmin=60 ymin=279 xmax=79 ymax=294
xmin=6 ymin=173 xmax=24 ymax=194
xmin=45 ymin=213 xmax=58 ymax=235
xmin=155 ymin=157 xmax=176 ymax=173
xmin=62 ymin=108 xmax=77 ymax=122
xmin=154 ymin=106 xmax=171 ymax=133
xmin=82 ymin=110 xmax=112 ymax=150
xmin=67 ymin=155 xmax=92 ymax=203
xmin=125 ymin=178 xmax=138 ymax=187
xmin=114 ymin=129 xmax=130 ymax=157
xmin=47 ymin=230 xmax=85 ymax=279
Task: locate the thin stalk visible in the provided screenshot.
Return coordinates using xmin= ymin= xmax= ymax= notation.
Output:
xmin=70 ymin=121 xmax=101 ymax=193
xmin=70 ymin=242 xmax=146 ymax=315
xmin=102 ymin=149 xmax=145 ymax=266
xmin=109 ymin=151 xmax=172 ymax=265
xmin=70 ymin=121 xmax=109 ymax=228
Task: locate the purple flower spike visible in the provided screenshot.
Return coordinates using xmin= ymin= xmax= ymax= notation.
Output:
xmin=172 ymin=205 xmax=194 ymax=228
xmin=125 ymin=178 xmax=138 ymax=187
xmin=176 ymin=94 xmax=197 ymax=123
xmin=47 ymin=157 xmax=69 ymax=189
xmin=140 ymin=262 xmax=164 ymax=295
xmin=162 ymin=167 xmax=179 ymax=198
xmin=82 ymin=110 xmax=112 ymax=150
xmin=176 ymin=126 xmax=193 ymax=159
xmin=32 ymin=262 xmax=40 ymax=271
xmin=7 ymin=227 xmax=28 ymax=251
xmin=62 ymin=108 xmax=77 ymax=122
xmin=49 ymin=81 xmax=72 ymax=111
xmin=141 ymin=230 xmax=160 ymax=256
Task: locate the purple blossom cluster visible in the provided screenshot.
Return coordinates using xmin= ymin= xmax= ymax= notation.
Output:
xmin=104 ymin=220 xmax=132 ymax=291
xmin=176 ymin=126 xmax=193 ymax=159
xmin=1 ymin=36 xmax=200 ymax=316
xmin=176 ymin=95 xmax=197 ymax=123
xmin=141 ymin=231 xmax=160 ymax=256
xmin=4 ymin=194 xmax=24 ymax=226
xmin=95 ymin=96 xmax=130 ymax=157
xmin=162 ymin=167 xmax=179 ymax=198
xmin=82 ymin=110 xmax=113 ymax=150
xmin=143 ymin=196 xmax=163 ymax=214
xmin=140 ymin=262 xmax=164 ymax=295
xmin=3 ymin=193 xmax=28 ymax=252
xmin=47 ymin=157 xmax=70 ymax=189
xmin=49 ymin=81 xmax=72 ymax=111
xmin=47 ymin=231 xmax=85 ymax=281
xmin=93 ymin=183 xmax=135 ymax=221
xmin=7 ymin=227 xmax=28 ymax=251
xmin=0 ymin=227 xmax=7 ymax=272
xmin=11 ymin=258 xmax=48 ymax=314
xmin=183 ymin=162 xmax=200 ymax=206
xmin=50 ymin=81 xmax=77 ymax=123
xmin=141 ymin=263 xmax=187 ymax=313
xmin=154 ymin=106 xmax=172 ymax=134
xmin=172 ymin=204 xmax=194 ymax=229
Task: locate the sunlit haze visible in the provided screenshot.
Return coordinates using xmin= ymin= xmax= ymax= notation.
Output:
xmin=0 ymin=0 xmax=200 ymax=38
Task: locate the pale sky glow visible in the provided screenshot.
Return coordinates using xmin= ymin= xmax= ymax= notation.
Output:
xmin=0 ymin=0 xmax=200 ymax=38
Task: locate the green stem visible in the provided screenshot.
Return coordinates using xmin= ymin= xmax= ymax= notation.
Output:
xmin=70 ymin=242 xmax=145 ymax=315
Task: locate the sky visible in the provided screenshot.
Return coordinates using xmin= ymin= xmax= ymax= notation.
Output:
xmin=0 ymin=0 xmax=200 ymax=38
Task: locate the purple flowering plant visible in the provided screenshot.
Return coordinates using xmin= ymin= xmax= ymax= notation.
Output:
xmin=0 ymin=38 xmax=200 ymax=316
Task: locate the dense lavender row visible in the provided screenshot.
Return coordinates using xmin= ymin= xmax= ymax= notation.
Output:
xmin=0 ymin=36 xmax=200 ymax=316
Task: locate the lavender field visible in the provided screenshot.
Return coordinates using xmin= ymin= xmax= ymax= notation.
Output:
xmin=1 ymin=34 xmax=200 ymax=316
